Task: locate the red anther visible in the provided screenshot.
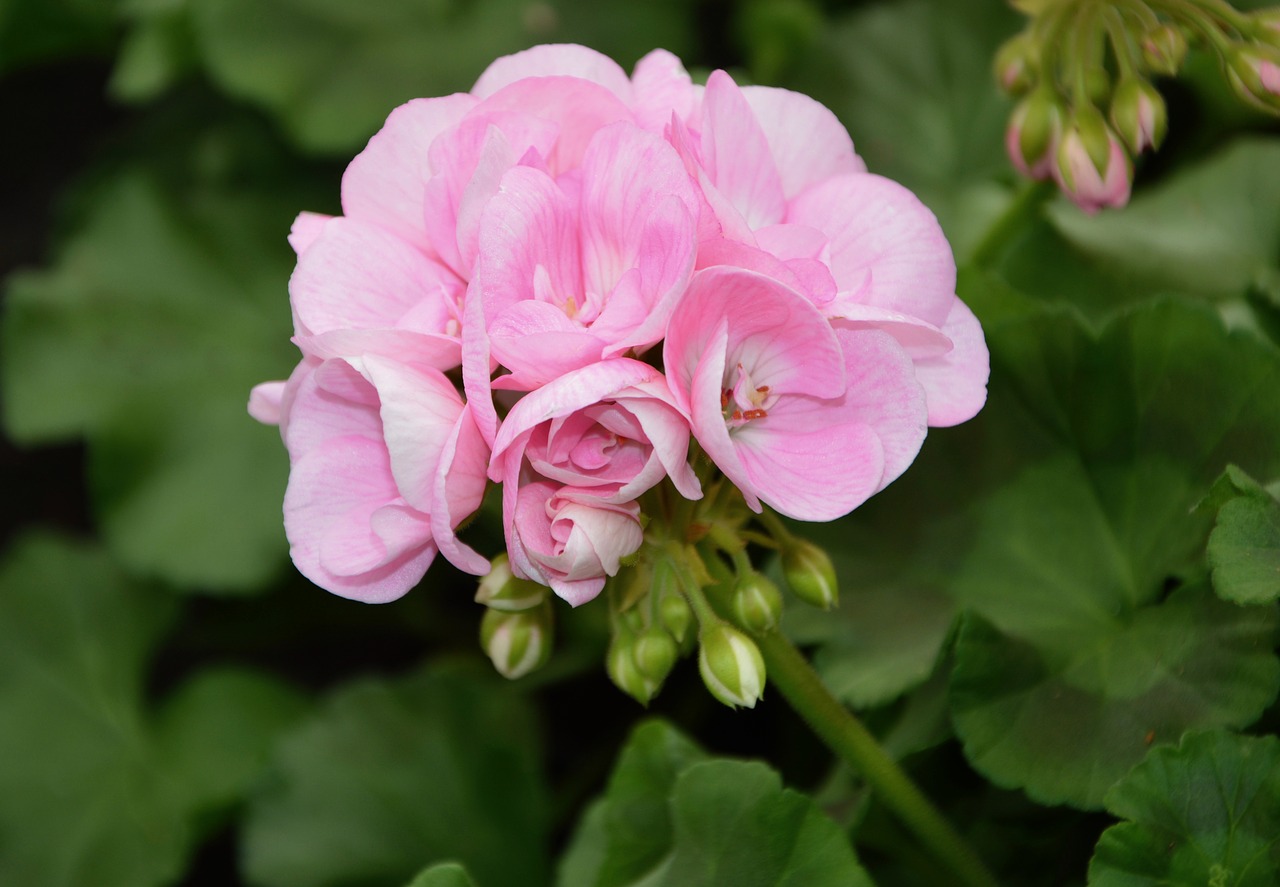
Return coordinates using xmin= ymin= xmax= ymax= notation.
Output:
xmin=756 ymin=385 xmax=770 ymax=394
xmin=720 ymin=390 xmax=730 ymax=408
xmin=731 ymin=409 xmax=743 ymax=421
xmin=742 ymin=408 xmax=768 ymax=420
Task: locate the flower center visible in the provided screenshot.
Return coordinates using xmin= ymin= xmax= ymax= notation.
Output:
xmin=721 ymin=363 xmax=776 ymax=428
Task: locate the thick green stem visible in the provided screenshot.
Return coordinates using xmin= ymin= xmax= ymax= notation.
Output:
xmin=757 ymin=631 xmax=1000 ymax=887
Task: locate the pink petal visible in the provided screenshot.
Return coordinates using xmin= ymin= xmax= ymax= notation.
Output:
xmin=472 ymin=44 xmax=633 ymax=103
xmin=294 ymin=329 xmax=461 ymax=373
xmin=786 ymin=173 xmax=957 ymax=328
xmin=431 ymin=405 xmax=491 ymax=575
xmin=631 ymin=49 xmax=696 ymax=132
xmin=282 ymin=360 xmax=381 ymax=462
xmin=248 ymin=381 xmax=286 ymax=425
xmin=910 ymin=297 xmax=989 ymax=427
xmin=701 ymin=71 xmax=787 ymax=230
xmin=686 ymin=319 xmax=758 ymax=511
xmin=288 ymin=212 xmax=333 ymax=257
xmin=487 ymin=301 xmax=606 ymax=389
xmin=341 ymin=94 xmax=478 ymax=253
xmin=740 ymin=85 xmax=866 ymax=199
xmin=284 ymin=435 xmax=436 ymax=603
xmin=362 ymin=356 xmax=465 ymax=513
xmin=289 ymin=217 xmax=463 ymax=337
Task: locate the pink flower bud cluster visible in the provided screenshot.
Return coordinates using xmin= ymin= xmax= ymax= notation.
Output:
xmin=250 ymin=45 xmax=990 ymax=607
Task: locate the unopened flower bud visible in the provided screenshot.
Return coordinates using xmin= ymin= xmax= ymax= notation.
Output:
xmin=1109 ymin=77 xmax=1168 ymax=154
xmin=607 ymin=632 xmax=658 ymax=704
xmin=698 ymin=623 xmax=766 ymax=709
xmin=659 ymin=592 xmax=693 ymax=644
xmin=475 ymin=554 xmax=547 ymax=611
xmin=1225 ymin=44 xmax=1280 ymax=113
xmin=1006 ymin=86 xmax=1064 ymax=180
xmin=480 ymin=604 xmax=552 ymax=680
xmin=994 ymin=31 xmax=1039 ymax=96
xmin=782 ymin=538 xmax=838 ymax=610
xmin=731 ymin=573 xmax=783 ymax=633
xmin=632 ymin=626 xmax=679 ymax=683
xmin=1140 ymin=24 xmax=1188 ymax=76
xmin=1054 ymin=107 xmax=1132 ymax=213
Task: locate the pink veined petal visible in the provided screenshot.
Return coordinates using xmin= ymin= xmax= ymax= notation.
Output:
xmin=294 ymin=329 xmax=461 ymax=373
xmin=740 ymin=85 xmax=866 ymax=199
xmin=487 ymin=301 xmax=606 ymax=390
xmin=631 ymin=49 xmax=696 ymax=132
xmin=288 ymin=212 xmax=334 ymax=257
xmin=786 ymin=173 xmax=957 ymax=327
xmin=617 ymin=383 xmax=702 ymax=501
xmin=909 ymin=297 xmax=990 ymax=427
xmin=686 ymin=319 xmax=760 ymax=512
xmin=275 ymin=357 xmax=319 ymax=443
xmin=470 ymin=77 xmax=633 ymax=176
xmin=284 ymin=435 xmax=436 ymax=603
xmin=431 ymin=405 xmax=491 ymax=575
xmin=492 ymin=358 xmax=661 ymax=466
xmin=282 ymin=360 xmax=381 ymax=462
xmin=472 ymin=44 xmax=633 ymax=103
xmin=363 ymin=355 xmax=465 ymax=513
xmin=341 ymin=94 xmax=478 ymax=253
xmin=423 ymin=114 xmax=560 ymax=278
xmin=289 ymin=217 xmax=463 ymax=337
xmin=249 ymin=381 xmax=286 ymax=425
xmin=667 ymin=114 xmax=756 ymax=245
xmin=701 ymin=71 xmax=787 ymax=230
xmin=827 ymin=306 xmax=953 ymax=360
xmin=508 ymin=477 xmax=557 ymax=582
xmin=461 ymin=278 xmax=500 ymax=448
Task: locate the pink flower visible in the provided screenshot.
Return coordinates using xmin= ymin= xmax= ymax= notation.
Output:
xmin=664 ymin=267 xmax=928 ymax=521
xmin=510 ymin=482 xmax=645 ymax=606
xmin=671 ymin=69 xmax=989 ymax=429
xmin=275 ymin=354 xmax=488 ymax=601
xmin=490 ymin=358 xmax=700 ymax=604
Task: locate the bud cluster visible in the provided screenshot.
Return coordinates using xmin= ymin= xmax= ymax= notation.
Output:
xmin=998 ymin=0 xmax=1280 ymax=212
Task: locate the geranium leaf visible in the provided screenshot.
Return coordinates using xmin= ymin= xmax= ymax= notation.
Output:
xmin=2 ymin=170 xmax=303 ymax=592
xmin=556 ymin=719 xmax=870 ymax=887
xmin=0 ymin=534 xmax=309 ymax=886
xmin=242 ymin=665 xmax=549 ymax=887
xmin=1048 ymin=139 xmax=1280 ymax=300
xmin=1205 ymin=468 xmax=1280 ymax=606
xmin=1088 ymin=730 xmax=1280 ymax=887
xmin=405 ymin=862 xmax=481 ymax=887
xmin=186 ymin=0 xmax=695 ymax=153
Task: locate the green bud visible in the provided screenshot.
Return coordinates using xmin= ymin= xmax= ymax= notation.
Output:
xmin=475 ymin=554 xmax=547 ymax=611
xmin=632 ymin=626 xmax=679 ymax=682
xmin=1225 ymin=44 xmax=1280 ymax=114
xmin=730 ymin=572 xmax=783 ymax=633
xmin=1007 ymin=86 xmax=1065 ymax=179
xmin=606 ymin=632 xmax=658 ymax=704
xmin=480 ymin=605 xmax=552 ymax=680
xmin=782 ymin=538 xmax=838 ymax=610
xmin=994 ymin=31 xmax=1038 ymax=96
xmin=1109 ymin=77 xmax=1168 ymax=154
xmin=659 ymin=592 xmax=693 ymax=644
xmin=1140 ymin=24 xmax=1187 ymax=76
xmin=698 ymin=623 xmax=766 ymax=709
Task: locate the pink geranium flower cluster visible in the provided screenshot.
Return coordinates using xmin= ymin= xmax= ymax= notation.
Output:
xmin=250 ymin=44 xmax=989 ymax=607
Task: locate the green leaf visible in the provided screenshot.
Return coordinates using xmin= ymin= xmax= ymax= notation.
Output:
xmin=1088 ymin=730 xmax=1280 ymax=887
xmin=1206 ymin=470 xmax=1280 ymax=606
xmin=187 ymin=0 xmax=695 ymax=153
xmin=556 ymin=720 xmax=870 ymax=887
xmin=2 ymin=170 xmax=303 ymax=591
xmin=0 ymin=534 xmax=309 ymax=886
xmin=1048 ymin=139 xmax=1280 ymax=300
xmin=781 ymin=0 xmax=1019 ymax=253
xmin=243 ymin=665 xmax=549 ymax=887
xmin=405 ymin=861 xmax=481 ymax=887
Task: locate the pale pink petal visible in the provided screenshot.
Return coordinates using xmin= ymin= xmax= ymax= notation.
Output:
xmin=786 ymin=173 xmax=956 ymax=327
xmin=828 ymin=306 xmax=953 ymax=359
xmin=461 ymin=279 xmax=500 ymax=448
xmin=431 ymin=405 xmax=491 ymax=575
xmin=686 ymin=319 xmax=758 ymax=511
xmin=631 ymin=49 xmax=696 ymax=132
xmin=289 ymin=217 xmax=463 ymax=337
xmin=471 ymin=77 xmax=632 ymax=175
xmin=282 ymin=361 xmax=381 ymax=461
xmin=910 ymin=298 xmax=989 ymax=427
xmin=288 ymin=212 xmax=333 ymax=257
xmin=294 ymin=329 xmax=461 ymax=373
xmin=363 ymin=356 xmax=464 ymax=512
xmin=618 ymin=381 xmax=702 ymax=500
xmin=249 ymin=381 xmax=286 ymax=425
xmin=341 ymin=94 xmax=477 ymax=252
xmin=487 ymin=301 xmax=606 ymax=389
xmin=701 ymin=71 xmax=786 ymax=229
xmin=740 ymin=85 xmax=866 ymax=198
xmin=472 ymin=44 xmax=633 ymax=103
xmin=284 ymin=435 xmax=436 ymax=603
xmin=668 ymin=115 xmax=756 ymax=245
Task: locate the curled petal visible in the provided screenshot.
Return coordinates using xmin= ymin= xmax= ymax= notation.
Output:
xmin=473 ymin=44 xmax=633 ymax=103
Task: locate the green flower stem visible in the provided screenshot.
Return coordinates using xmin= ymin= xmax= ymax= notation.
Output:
xmin=757 ymin=631 xmax=1001 ymax=887
xmin=968 ymin=179 xmax=1056 ymax=268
